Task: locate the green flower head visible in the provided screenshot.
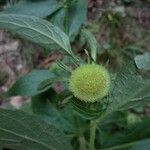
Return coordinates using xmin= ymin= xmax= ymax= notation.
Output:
xmin=69 ymin=64 xmax=110 ymax=103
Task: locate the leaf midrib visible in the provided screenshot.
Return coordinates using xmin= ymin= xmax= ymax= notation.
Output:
xmin=0 ymin=127 xmax=56 ymax=150
xmin=0 ymin=17 xmax=70 ymax=53
xmin=110 ymin=77 xmax=147 ymax=110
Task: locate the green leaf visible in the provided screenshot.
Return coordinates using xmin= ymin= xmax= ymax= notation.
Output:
xmin=119 ymin=79 xmax=150 ymax=110
xmin=49 ymin=0 xmax=87 ymax=40
xmin=99 ymin=111 xmax=127 ymax=127
xmin=100 ymin=118 xmax=150 ymax=150
xmin=0 ymin=14 xmax=72 ymax=55
xmin=130 ymin=139 xmax=150 ymax=150
xmin=50 ymin=8 xmax=65 ymax=31
xmin=31 ymin=92 xmax=74 ymax=133
xmin=135 ymin=52 xmax=150 ymax=70
xmin=107 ymin=63 xmax=150 ymax=112
xmin=119 ymin=95 xmax=150 ymax=110
xmin=1 ymin=0 xmax=60 ymax=18
xmin=122 ymin=118 xmax=150 ymax=144
xmin=0 ymin=109 xmax=72 ymax=150
xmin=20 ymin=102 xmax=32 ymax=114
xmin=81 ymin=29 xmax=99 ymax=62
xmin=71 ymin=97 xmax=109 ymax=120
xmin=49 ymin=61 xmax=70 ymax=78
xmin=68 ymin=0 xmax=87 ymax=39
xmin=7 ymin=70 xmax=55 ymax=96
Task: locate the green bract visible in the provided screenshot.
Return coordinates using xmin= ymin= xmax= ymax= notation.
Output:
xmin=69 ymin=64 xmax=110 ymax=103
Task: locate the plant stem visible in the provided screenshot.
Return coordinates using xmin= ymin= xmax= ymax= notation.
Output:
xmin=89 ymin=120 xmax=97 ymax=150
xmin=79 ymin=136 xmax=87 ymax=150
xmin=64 ymin=0 xmax=70 ymax=34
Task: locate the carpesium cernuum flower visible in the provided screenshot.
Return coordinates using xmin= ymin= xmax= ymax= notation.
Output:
xmin=69 ymin=64 xmax=110 ymax=103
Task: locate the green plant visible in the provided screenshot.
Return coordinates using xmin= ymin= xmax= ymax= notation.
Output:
xmin=0 ymin=0 xmax=87 ymax=40
xmin=0 ymin=11 xmax=150 ymax=150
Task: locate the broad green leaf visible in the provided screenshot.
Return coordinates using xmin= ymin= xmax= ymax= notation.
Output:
xmin=68 ymin=0 xmax=87 ymax=39
xmin=130 ymin=139 xmax=150 ymax=150
xmin=119 ymin=80 xmax=150 ymax=109
xmin=119 ymin=95 xmax=150 ymax=110
xmin=122 ymin=118 xmax=150 ymax=144
xmin=99 ymin=118 xmax=150 ymax=150
xmin=107 ymin=63 xmax=150 ymax=112
xmin=20 ymin=102 xmax=32 ymax=114
xmin=0 ymin=14 xmax=72 ymax=55
xmin=0 ymin=109 xmax=72 ymax=150
xmin=2 ymin=0 xmax=60 ymax=18
xmin=7 ymin=70 xmax=55 ymax=96
xmin=31 ymin=91 xmax=74 ymax=133
xmin=50 ymin=8 xmax=65 ymax=31
xmin=49 ymin=0 xmax=87 ymax=39
xmin=81 ymin=29 xmax=99 ymax=62
xmin=135 ymin=52 xmax=150 ymax=70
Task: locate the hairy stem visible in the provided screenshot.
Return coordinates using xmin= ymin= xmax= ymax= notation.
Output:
xmin=89 ymin=120 xmax=97 ymax=150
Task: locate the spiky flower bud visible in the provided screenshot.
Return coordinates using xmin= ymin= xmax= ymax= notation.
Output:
xmin=69 ymin=64 xmax=110 ymax=103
